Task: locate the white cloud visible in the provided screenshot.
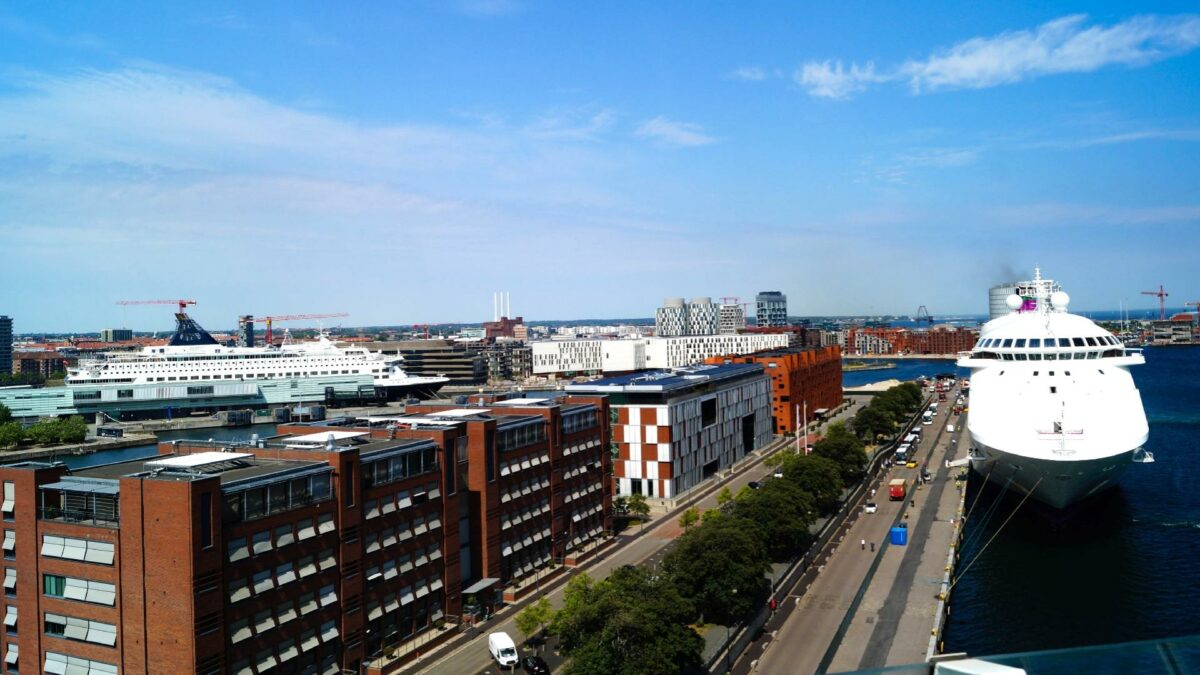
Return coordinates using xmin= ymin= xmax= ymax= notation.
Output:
xmin=1030 ymin=128 xmax=1200 ymax=149
xmin=796 ymin=14 xmax=1200 ymax=99
xmin=795 ymin=60 xmax=884 ymax=99
xmin=634 ymin=116 xmax=716 ymax=147
xmin=730 ymin=66 xmax=767 ymax=81
xmin=524 ymin=106 xmax=617 ymax=141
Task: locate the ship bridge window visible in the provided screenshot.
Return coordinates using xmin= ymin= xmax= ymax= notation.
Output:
xmin=1002 ymin=339 xmax=1013 ymax=348
xmin=1085 ymin=337 xmax=1098 ymax=346
xmin=1015 ymin=354 xmax=1027 ymax=361
xmin=1050 ymin=386 xmax=1057 ymax=394
xmin=1072 ymin=338 xmax=1085 ymax=346
xmin=1029 ymin=353 xmax=1041 ymax=361
xmin=1029 ymin=338 xmax=1041 ymax=348
xmin=1014 ymin=339 xmax=1026 ymax=348
xmin=1057 ymin=338 xmax=1070 ymax=347
xmin=1044 ymin=353 xmax=1057 ymax=360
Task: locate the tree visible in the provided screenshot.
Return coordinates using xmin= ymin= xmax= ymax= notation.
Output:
xmin=0 ymin=404 xmax=11 ymax=425
xmin=612 ymin=495 xmax=629 ymax=517
xmin=515 ymin=596 xmax=555 ymax=650
xmin=716 ymin=486 xmax=733 ymax=507
xmin=56 ymin=416 xmax=88 ymax=443
xmin=678 ymin=506 xmax=700 ymax=531
xmin=626 ymin=494 xmax=650 ymax=524
xmin=27 ymin=420 xmax=60 ymax=446
xmin=731 ymin=480 xmax=817 ymax=561
xmin=554 ymin=567 xmax=703 ymax=675
xmin=662 ymin=518 xmax=771 ymax=624
xmin=0 ymin=423 xmax=22 ymax=450
xmin=813 ymin=422 xmax=867 ymax=485
xmin=780 ymin=454 xmax=844 ymax=515
xmin=852 ymin=406 xmax=894 ymax=441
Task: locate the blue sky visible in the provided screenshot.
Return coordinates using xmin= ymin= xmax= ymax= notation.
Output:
xmin=2 ymin=2 xmax=1199 ymax=332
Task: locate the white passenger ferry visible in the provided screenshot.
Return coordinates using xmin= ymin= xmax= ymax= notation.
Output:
xmin=66 ymin=312 xmax=448 ymax=400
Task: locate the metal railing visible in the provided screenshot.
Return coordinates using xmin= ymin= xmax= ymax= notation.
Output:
xmin=38 ymin=507 xmax=120 ymax=528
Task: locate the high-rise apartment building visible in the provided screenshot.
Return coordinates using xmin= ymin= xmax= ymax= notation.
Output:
xmin=755 ymin=292 xmax=788 ymax=327
xmin=0 ymin=316 xmax=11 ymax=374
xmin=717 ymin=304 xmax=746 ymax=335
xmin=655 ymin=298 xmax=718 ymax=337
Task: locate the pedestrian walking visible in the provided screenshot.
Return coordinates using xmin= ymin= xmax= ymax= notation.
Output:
xmin=861 ymin=538 xmax=866 ymax=550
xmin=870 ymin=542 xmax=875 ymax=552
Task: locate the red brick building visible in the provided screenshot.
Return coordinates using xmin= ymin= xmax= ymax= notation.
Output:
xmin=845 ymin=326 xmax=978 ymax=356
xmin=0 ymin=429 xmax=460 ymax=674
xmin=705 ymin=346 xmax=843 ymax=435
xmin=10 ymin=351 xmax=75 ymax=377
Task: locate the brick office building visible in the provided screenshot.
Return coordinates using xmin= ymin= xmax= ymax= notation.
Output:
xmin=706 ymin=345 xmax=843 ymax=435
xmin=281 ymin=393 xmax=612 ymax=594
xmin=0 ymin=429 xmax=461 ymax=674
xmin=566 ymin=364 xmax=772 ymax=500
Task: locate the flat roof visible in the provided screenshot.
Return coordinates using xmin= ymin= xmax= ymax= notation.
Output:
xmin=491 ymin=397 xmax=553 ymax=406
xmin=41 ymin=477 xmax=120 ymax=495
xmin=565 ymin=363 xmax=764 ymax=394
xmin=144 ymin=452 xmax=255 ymax=468
xmin=76 ymin=453 xmax=326 ymax=484
xmin=429 ymin=408 xmax=489 ymax=417
xmin=282 ymin=431 xmax=370 ymax=445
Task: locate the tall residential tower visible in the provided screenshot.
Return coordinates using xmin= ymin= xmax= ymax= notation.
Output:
xmin=755 ymin=292 xmax=788 ymax=327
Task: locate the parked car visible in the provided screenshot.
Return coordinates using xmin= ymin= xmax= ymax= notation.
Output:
xmin=748 ymin=481 xmax=762 ymax=490
xmin=489 ymin=632 xmax=520 ymax=669
xmin=522 ymin=655 xmax=551 ymax=674
xmin=773 ymin=469 xmax=784 ymax=479
xmin=864 ymin=502 xmax=878 ymax=514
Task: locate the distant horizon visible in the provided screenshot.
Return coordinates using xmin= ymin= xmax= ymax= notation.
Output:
xmin=6 ymin=306 xmax=1187 ymax=337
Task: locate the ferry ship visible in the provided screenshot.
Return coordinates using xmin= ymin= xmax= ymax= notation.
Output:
xmin=67 ymin=311 xmax=448 ymax=400
xmin=0 ymin=312 xmax=447 ymax=421
xmin=957 ymin=270 xmax=1150 ymax=508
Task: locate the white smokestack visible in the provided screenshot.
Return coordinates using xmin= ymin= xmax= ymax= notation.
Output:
xmin=493 ymin=292 xmax=498 ymax=322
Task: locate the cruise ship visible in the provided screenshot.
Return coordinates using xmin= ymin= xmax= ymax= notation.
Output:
xmin=957 ymin=271 xmax=1150 ymax=508
xmin=67 ymin=312 xmax=448 ymax=399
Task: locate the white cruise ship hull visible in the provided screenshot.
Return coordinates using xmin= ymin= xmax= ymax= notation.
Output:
xmin=970 ymin=443 xmax=1136 ymax=509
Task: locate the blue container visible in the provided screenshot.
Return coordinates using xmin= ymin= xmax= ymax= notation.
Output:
xmin=890 ymin=526 xmax=908 ymax=546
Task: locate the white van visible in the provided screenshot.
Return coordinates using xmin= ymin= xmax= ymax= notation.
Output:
xmin=922 ymin=411 xmax=933 ymax=426
xmin=489 ymin=631 xmax=519 ymax=669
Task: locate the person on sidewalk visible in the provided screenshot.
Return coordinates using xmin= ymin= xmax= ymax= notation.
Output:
xmin=861 ymin=538 xmax=866 ymax=550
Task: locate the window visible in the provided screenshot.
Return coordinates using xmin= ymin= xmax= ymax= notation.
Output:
xmin=1072 ymin=338 xmax=1085 ymax=346
xmin=3 ymin=569 xmax=14 ymax=594
xmin=2 ymin=482 xmax=13 ymax=520
xmin=2 ymin=530 xmax=13 ymax=558
xmin=252 ymin=570 xmax=273 ymax=595
xmin=200 ymin=492 xmax=212 ymax=549
xmin=4 ymin=605 xmax=15 ymax=633
xmin=252 ymin=530 xmax=272 ymax=555
xmin=1015 ymin=338 xmax=1026 ymax=348
xmin=1058 ymin=338 xmax=1071 ymax=347
xmin=227 ymin=537 xmax=248 ymax=562
xmin=344 ymin=462 xmax=355 ymax=508
xmin=44 ymin=573 xmax=66 ymax=597
xmin=1029 ymin=338 xmax=1041 ymax=348
xmin=701 ymin=398 xmax=717 ymax=427
xmin=1002 ymin=339 xmax=1013 ymax=348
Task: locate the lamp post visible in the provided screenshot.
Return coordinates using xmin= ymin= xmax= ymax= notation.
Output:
xmin=725 ymin=588 xmax=738 ymax=673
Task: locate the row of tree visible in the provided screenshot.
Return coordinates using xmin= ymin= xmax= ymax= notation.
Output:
xmin=534 ymin=421 xmax=885 ymax=673
xmin=849 ymin=381 xmax=924 ymax=442
xmin=0 ymin=405 xmax=88 ymax=449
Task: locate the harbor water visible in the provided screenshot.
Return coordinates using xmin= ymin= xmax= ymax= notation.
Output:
xmin=938 ymin=346 xmax=1200 ymax=655
xmin=62 ymin=424 xmax=279 ymax=469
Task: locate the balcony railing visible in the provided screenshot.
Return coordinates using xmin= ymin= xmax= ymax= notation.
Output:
xmin=39 ymin=507 xmax=120 ymax=528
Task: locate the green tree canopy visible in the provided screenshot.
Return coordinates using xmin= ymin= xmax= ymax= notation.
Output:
xmin=662 ymin=518 xmax=770 ymax=624
xmin=0 ymin=404 xmax=11 ymax=425
xmin=731 ymin=480 xmax=817 ymax=561
xmin=0 ymin=423 xmax=22 ymax=450
xmin=678 ymin=506 xmax=700 ymax=531
xmin=780 ymin=454 xmax=844 ymax=515
xmin=626 ymin=493 xmax=650 ymax=520
xmin=813 ymin=422 xmax=867 ymax=485
xmin=515 ymin=596 xmax=555 ymax=648
xmin=554 ymin=568 xmax=703 ymax=675
xmin=852 ymin=405 xmax=895 ymax=441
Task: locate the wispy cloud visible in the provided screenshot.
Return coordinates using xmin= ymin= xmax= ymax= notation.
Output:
xmin=797 ymin=14 xmax=1200 ymax=99
xmin=795 ymin=60 xmax=882 ymax=99
xmin=1029 ymin=128 xmax=1200 ymax=149
xmin=634 ymin=116 xmax=717 ymax=147
xmin=524 ymin=106 xmax=617 ymax=141
xmin=730 ymin=66 xmax=767 ymax=81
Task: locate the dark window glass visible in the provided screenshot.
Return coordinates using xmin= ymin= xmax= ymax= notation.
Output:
xmin=200 ymin=492 xmax=213 ymax=548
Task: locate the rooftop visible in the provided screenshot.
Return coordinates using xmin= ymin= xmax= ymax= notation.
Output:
xmin=565 ymin=362 xmax=764 ymax=394
xmin=75 ymin=452 xmax=326 ymax=484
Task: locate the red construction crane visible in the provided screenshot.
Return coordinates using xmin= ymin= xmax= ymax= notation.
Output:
xmin=413 ymin=324 xmax=430 ymax=339
xmin=116 ymin=299 xmax=197 ymax=313
xmin=1141 ymin=285 xmax=1168 ymax=320
xmin=254 ymin=313 xmax=349 ymax=344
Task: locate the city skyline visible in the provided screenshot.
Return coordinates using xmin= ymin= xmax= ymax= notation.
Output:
xmin=2 ymin=3 xmax=1199 ymax=331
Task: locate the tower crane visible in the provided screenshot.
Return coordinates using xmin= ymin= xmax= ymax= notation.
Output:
xmin=1141 ymin=285 xmax=1168 ymax=321
xmin=116 ymin=299 xmax=197 ymax=313
xmin=250 ymin=313 xmax=350 ymax=344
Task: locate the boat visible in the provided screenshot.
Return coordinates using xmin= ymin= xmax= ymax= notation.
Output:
xmin=956 ymin=269 xmax=1150 ymax=509
xmin=66 ymin=311 xmax=448 ymax=401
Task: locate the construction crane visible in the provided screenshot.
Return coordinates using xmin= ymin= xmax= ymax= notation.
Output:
xmin=251 ymin=313 xmax=349 ymax=344
xmin=116 ymin=299 xmax=197 ymax=313
xmin=1141 ymin=285 xmax=1168 ymax=321
xmin=413 ymin=324 xmax=430 ymax=339
xmin=915 ymin=305 xmax=934 ymax=324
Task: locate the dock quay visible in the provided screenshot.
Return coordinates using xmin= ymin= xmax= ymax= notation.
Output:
xmin=737 ymin=386 xmax=970 ymax=674
xmin=0 ymin=432 xmax=158 ymax=462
